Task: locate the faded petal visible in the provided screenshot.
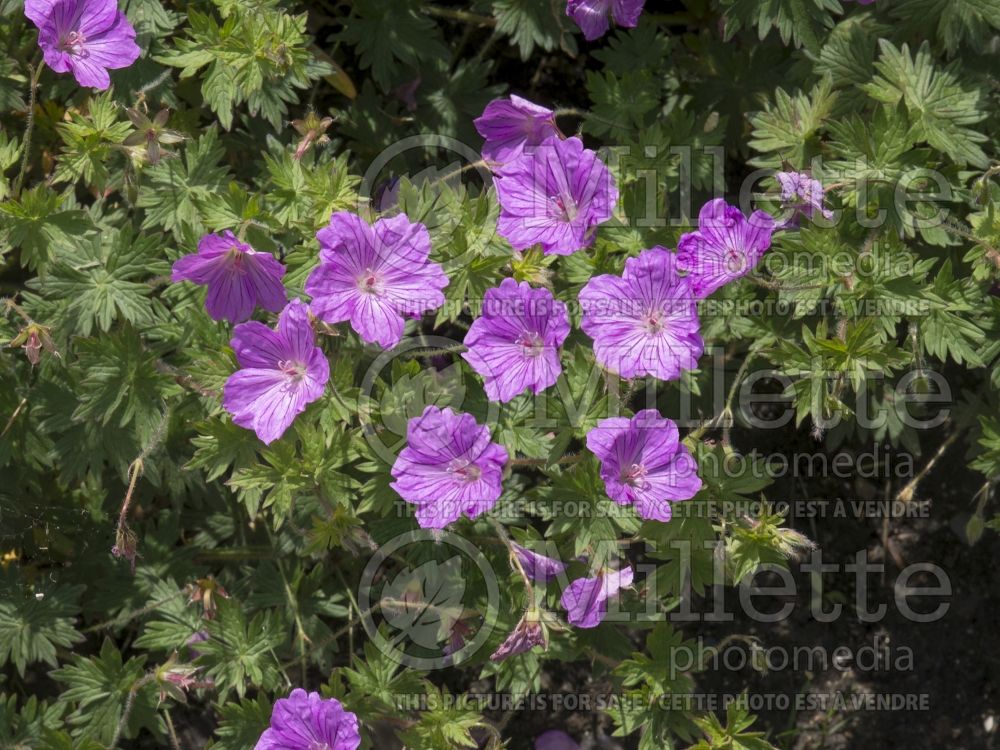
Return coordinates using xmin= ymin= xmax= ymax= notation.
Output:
xmin=535 ymin=730 xmax=582 ymax=750
xmin=511 ymin=542 xmax=566 ymax=583
xmin=223 ymin=299 xmax=329 ymax=445
xmin=172 ymin=232 xmax=287 ymax=323
xmin=676 ymin=198 xmax=775 ymax=298
xmin=560 ymin=566 xmax=633 ymax=629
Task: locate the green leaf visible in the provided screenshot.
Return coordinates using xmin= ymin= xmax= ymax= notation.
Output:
xmin=137 ymin=128 xmax=230 ymax=238
xmin=72 ymin=325 xmax=177 ymax=440
xmin=748 ymin=77 xmax=837 ymax=166
xmin=492 ymin=0 xmax=575 ymax=60
xmin=52 ymin=90 xmax=132 ymax=188
xmin=50 ymin=638 xmax=159 ymax=745
xmin=0 ymin=572 xmax=84 ymax=677
xmin=336 ymin=0 xmax=449 ymax=91
xmin=196 ymin=598 xmax=285 ymax=699
xmin=0 ymin=186 xmax=92 ymax=271
xmin=212 ymin=695 xmax=273 ymax=750
xmin=31 ymin=228 xmax=168 ymax=336
xmin=862 ymin=40 xmax=989 ymax=167
xmin=157 ymin=8 xmax=327 ymax=130
xmin=690 ymin=695 xmax=777 ymax=750
xmin=888 ymin=0 xmax=1000 ymax=55
xmin=0 ymin=694 xmax=65 ymax=748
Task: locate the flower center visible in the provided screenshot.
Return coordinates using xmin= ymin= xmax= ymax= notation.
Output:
xmin=620 ymin=463 xmax=649 ymax=489
xmin=516 ymin=330 xmax=544 ymax=357
xmin=448 ymin=461 xmax=482 ymax=483
xmin=357 ymin=268 xmax=384 ymax=295
xmin=278 ymin=359 xmax=306 ymax=382
xmin=642 ymin=310 xmax=666 ymax=336
xmin=724 ymin=247 xmax=745 ymax=274
xmin=59 ymin=30 xmax=87 ymax=56
xmin=550 ymin=194 xmax=578 ymax=222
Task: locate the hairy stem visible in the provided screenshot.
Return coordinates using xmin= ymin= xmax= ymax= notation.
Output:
xmin=13 ymin=62 xmax=44 ymax=196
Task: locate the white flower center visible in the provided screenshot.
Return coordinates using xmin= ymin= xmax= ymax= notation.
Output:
xmin=448 ymin=461 xmax=482 ymax=483
xmin=549 ymin=194 xmax=578 ymax=222
xmin=60 ymin=30 xmax=87 ymax=56
xmin=278 ymin=359 xmax=306 ymax=382
xmin=724 ymin=247 xmax=745 ymax=274
xmin=516 ymin=330 xmax=544 ymax=357
xmin=642 ymin=310 xmax=666 ymax=336
xmin=357 ymin=268 xmax=384 ymax=295
xmin=621 ymin=463 xmax=649 ymax=489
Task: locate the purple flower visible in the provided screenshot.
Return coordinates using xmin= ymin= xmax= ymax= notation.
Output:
xmin=474 ymin=95 xmax=559 ymax=164
xmin=305 ymin=212 xmax=449 ymax=350
xmin=172 ymin=231 xmax=287 ymax=323
xmin=25 ymin=0 xmax=140 ymax=90
xmin=511 ymin=542 xmax=567 ymax=583
xmin=586 ymin=409 xmax=701 ymax=522
xmin=490 ymin=609 xmax=547 ymax=662
xmin=536 ymin=731 xmax=582 ymax=750
xmin=566 ymin=0 xmax=645 ymax=41
xmin=495 ymin=135 xmax=618 ymax=257
xmin=222 ymin=299 xmax=330 ymax=445
xmin=462 ymin=279 xmax=570 ymax=403
xmin=776 ymin=171 xmax=833 ymax=224
xmin=390 ymin=406 xmax=509 ymax=529
xmin=676 ymin=198 xmax=775 ymax=298
xmin=579 ymin=248 xmax=703 ymax=381
xmin=560 ymin=566 xmax=633 ymax=629
xmin=255 ymin=688 xmax=360 ymax=750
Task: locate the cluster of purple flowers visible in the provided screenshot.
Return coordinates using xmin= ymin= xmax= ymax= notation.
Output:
xmin=26 ymin=0 xmax=848 ymax=744
xmin=166 ymin=94 xmax=830 ymax=646
xmin=170 ymin=209 xmax=450 ymax=445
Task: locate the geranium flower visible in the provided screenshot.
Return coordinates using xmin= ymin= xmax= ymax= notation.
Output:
xmin=586 ymin=409 xmax=702 ymax=522
xmin=222 ymin=299 xmax=330 ymax=445
xmin=462 ymin=278 xmax=570 ymax=402
xmin=676 ymin=198 xmax=775 ymax=298
xmin=255 ymin=689 xmax=360 ymax=750
xmin=390 ymin=406 xmax=509 ymax=529
xmin=579 ymin=248 xmax=703 ymax=381
xmin=172 ymin=231 xmax=287 ymax=323
xmin=305 ymin=212 xmax=448 ymax=349
xmin=776 ymin=171 xmax=833 ymax=224
xmin=24 ymin=0 xmax=140 ymax=90
xmin=511 ymin=542 xmax=567 ymax=583
xmin=495 ymin=135 xmax=618 ymax=256
xmin=560 ymin=566 xmax=633 ymax=629
xmin=566 ymin=0 xmax=646 ymax=41
xmin=474 ymin=95 xmax=559 ymax=163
